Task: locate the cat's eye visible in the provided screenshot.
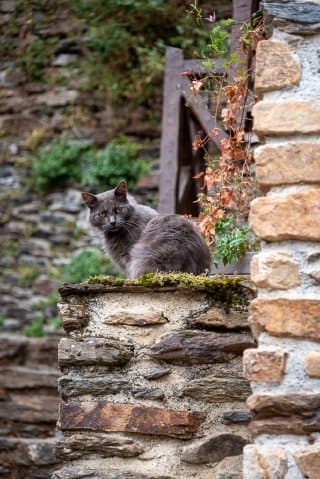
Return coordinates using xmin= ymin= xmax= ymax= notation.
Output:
xmin=115 ymin=207 xmax=122 ymax=214
xmin=99 ymin=212 xmax=106 ymax=217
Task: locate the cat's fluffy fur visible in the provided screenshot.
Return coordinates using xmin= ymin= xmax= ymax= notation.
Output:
xmin=82 ymin=180 xmax=211 ymax=278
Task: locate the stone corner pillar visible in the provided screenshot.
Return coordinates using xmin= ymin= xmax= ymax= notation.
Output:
xmin=245 ymin=1 xmax=320 ymax=478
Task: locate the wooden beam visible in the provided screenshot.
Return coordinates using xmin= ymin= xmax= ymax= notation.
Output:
xmin=159 ymin=47 xmax=184 ymax=214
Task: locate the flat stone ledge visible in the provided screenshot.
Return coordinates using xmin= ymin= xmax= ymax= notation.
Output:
xmin=58 ymin=273 xmax=251 ymax=298
xmin=59 ymin=401 xmax=205 ymax=440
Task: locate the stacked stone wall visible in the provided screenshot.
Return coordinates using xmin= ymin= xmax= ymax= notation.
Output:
xmin=0 ymin=334 xmax=61 ymax=478
xmin=55 ymin=280 xmax=255 ymax=479
xmin=243 ymin=1 xmax=320 ymax=478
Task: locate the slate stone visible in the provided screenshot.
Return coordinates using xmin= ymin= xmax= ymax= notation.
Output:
xmin=181 ymin=433 xmax=248 ymax=464
xmin=55 ymin=433 xmax=144 ymax=460
xmin=132 ymin=387 xmax=165 ymax=400
xmin=59 ymin=401 xmax=205 ymax=439
xmin=53 ymin=469 xmax=173 ymax=479
xmin=182 ymin=375 xmax=251 ymax=402
xmin=0 ymin=365 xmax=59 ymax=389
xmin=149 ymin=330 xmax=255 ymax=365
xmin=143 ymin=367 xmax=172 ymax=380
xmin=58 ymin=337 xmax=134 ymax=368
xmin=223 ymin=411 xmax=251 ymax=424
xmin=59 ymin=374 xmax=131 ymax=399
xmin=263 ymin=1 xmax=320 ymax=24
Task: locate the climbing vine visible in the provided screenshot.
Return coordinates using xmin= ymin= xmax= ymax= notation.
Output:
xmin=187 ymin=4 xmax=264 ymax=262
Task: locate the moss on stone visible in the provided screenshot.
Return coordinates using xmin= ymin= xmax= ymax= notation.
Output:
xmin=86 ymin=272 xmax=244 ymax=290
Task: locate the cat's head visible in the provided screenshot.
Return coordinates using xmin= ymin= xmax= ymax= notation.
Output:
xmin=82 ymin=180 xmax=132 ymax=232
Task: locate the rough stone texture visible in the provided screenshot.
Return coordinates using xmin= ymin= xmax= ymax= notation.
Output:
xmin=188 ymin=305 xmax=249 ymax=329
xmin=294 ymin=448 xmax=320 ymax=479
xmin=243 ymin=445 xmax=288 ymax=479
xmin=59 ymin=374 xmax=131 ymax=399
xmin=255 ymin=143 xmax=320 ymax=188
xmin=0 ymin=365 xmax=59 ymax=389
xmin=149 ymin=330 xmax=255 ymax=365
xmin=263 ymin=1 xmax=320 ymax=35
xmin=305 ymin=352 xmax=320 ymax=378
xmin=0 ymin=334 xmax=62 ymax=477
xmin=253 ymin=101 xmax=320 ymax=136
xmin=248 ymin=6 xmax=320 ymax=479
xmin=182 ymin=374 xmax=251 ymax=402
xmin=57 ymin=302 xmax=89 ymax=332
xmin=58 ymin=337 xmax=134 ymax=368
xmin=181 ymin=434 xmax=248 ymax=464
xmin=249 ymin=190 xmax=320 ymax=242
xmin=248 ymin=393 xmax=320 ymax=435
xmin=222 ymin=411 xmax=251 ymax=425
xmin=55 ymin=287 xmax=253 ymax=478
xmin=59 ymin=401 xmax=205 ymax=439
xmin=104 ymin=311 xmax=168 ymax=326
xmin=255 ymin=40 xmax=300 ymax=92
xmin=250 ymin=251 xmax=300 ymax=290
xmin=243 ymin=349 xmax=288 ymax=383
xmin=250 ymin=298 xmax=320 ymax=340
xmin=53 ymin=468 xmax=173 ymax=479
xmin=0 ymin=437 xmax=58 ymax=466
xmin=55 ymin=433 xmax=144 ymax=460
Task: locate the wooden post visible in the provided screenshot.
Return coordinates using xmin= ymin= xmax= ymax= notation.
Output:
xmin=158 ymin=47 xmax=184 ymax=214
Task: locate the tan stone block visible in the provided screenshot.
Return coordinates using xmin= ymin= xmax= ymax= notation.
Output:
xmin=249 ymin=190 xmax=320 ymax=241
xmin=243 ymin=349 xmax=288 ymax=382
xmin=243 ymin=445 xmax=288 ymax=479
xmin=305 ymin=352 xmax=320 ymax=378
xmin=255 ymin=142 xmax=320 ymax=187
xmin=294 ymin=448 xmax=320 ymax=479
xmin=251 ymin=251 xmax=300 ymax=289
xmin=255 ymin=40 xmax=300 ymax=92
xmin=253 ymin=101 xmax=320 ymax=136
xmin=250 ymin=298 xmax=320 ymax=340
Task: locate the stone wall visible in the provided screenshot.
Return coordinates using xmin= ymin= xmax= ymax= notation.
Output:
xmin=0 ymin=333 xmax=61 ymax=478
xmin=243 ymin=1 xmax=320 ymax=478
xmin=54 ymin=278 xmax=255 ymax=478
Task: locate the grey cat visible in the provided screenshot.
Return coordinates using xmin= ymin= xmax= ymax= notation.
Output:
xmin=82 ymin=180 xmax=211 ymax=278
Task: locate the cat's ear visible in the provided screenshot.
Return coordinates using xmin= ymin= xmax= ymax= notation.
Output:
xmin=114 ymin=180 xmax=127 ymax=200
xmin=82 ymin=192 xmax=98 ymax=208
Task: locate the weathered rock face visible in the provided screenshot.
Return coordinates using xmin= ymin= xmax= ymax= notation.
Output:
xmin=243 ymin=349 xmax=288 ymax=383
xmin=249 ymin=190 xmax=320 ymax=242
xmin=255 ymin=143 xmax=320 ymax=188
xmin=250 ymin=298 xmax=320 ymax=340
xmin=55 ymin=281 xmax=254 ymax=478
xmin=250 ymin=251 xmax=301 ymax=290
xmin=253 ymin=101 xmax=320 ymax=136
xmin=0 ymin=334 xmax=62 ymax=478
xmin=255 ymin=40 xmax=300 ymax=92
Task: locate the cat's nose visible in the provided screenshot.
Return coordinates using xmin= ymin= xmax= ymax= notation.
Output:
xmin=109 ymin=215 xmax=116 ymax=226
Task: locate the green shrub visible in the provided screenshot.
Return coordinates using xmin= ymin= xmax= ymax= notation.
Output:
xmin=70 ymin=0 xmax=209 ymax=104
xmin=29 ymin=138 xmax=90 ymax=193
xmin=22 ymin=315 xmax=45 ymax=337
xmin=30 ymin=135 xmax=148 ymax=194
xmin=82 ymin=135 xmax=149 ymax=191
xmin=62 ymin=248 xmax=118 ymax=283
xmin=18 ymin=264 xmax=40 ymax=287
xmin=212 ymin=215 xmax=260 ymax=266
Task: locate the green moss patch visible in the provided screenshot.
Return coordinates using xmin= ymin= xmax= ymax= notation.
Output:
xmin=86 ymin=271 xmax=244 ymax=290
